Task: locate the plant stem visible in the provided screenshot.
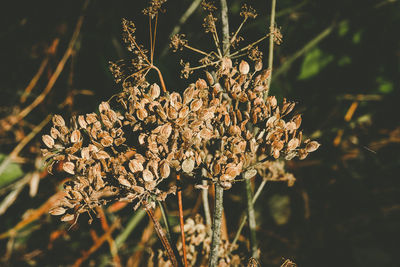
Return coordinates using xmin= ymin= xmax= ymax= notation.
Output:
xmin=231 ymin=180 xmax=267 ymax=251
xmin=176 ymin=174 xmax=188 ymax=267
xmin=209 ymin=183 xmax=224 ymax=267
xmin=220 ymin=0 xmax=230 ymax=55
xmin=202 ymin=179 xmax=212 ymax=231
xmin=158 ymin=201 xmax=172 ymax=243
xmin=245 ymin=179 xmax=259 ymax=259
xmin=115 ymin=209 xmax=146 ymax=248
xmin=265 ymin=0 xmax=277 ymax=98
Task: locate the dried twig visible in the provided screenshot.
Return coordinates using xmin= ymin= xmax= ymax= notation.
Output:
xmin=245 ymin=179 xmax=259 ymax=259
xmin=209 ymin=183 xmax=224 ymax=267
xmin=265 ymin=0 xmax=277 ymax=97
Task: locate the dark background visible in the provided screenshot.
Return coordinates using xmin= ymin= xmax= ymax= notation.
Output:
xmin=0 ymin=0 xmax=399 ymax=266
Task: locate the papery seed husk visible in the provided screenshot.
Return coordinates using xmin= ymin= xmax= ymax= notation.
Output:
xmin=168 ymin=107 xmax=178 ymax=119
xmin=199 ymin=128 xmax=213 ymax=140
xmin=99 ymin=102 xmax=110 ymax=113
xmin=133 ymin=185 xmax=144 ymax=194
xmin=50 ymin=127 xmax=60 ymax=139
xmin=183 ymin=86 xmax=195 ymax=104
xmin=118 ymin=176 xmax=132 ymax=187
xmin=53 ymin=115 xmax=65 ymax=127
xmin=142 ymin=169 xmax=154 ymax=182
xmin=61 ymin=213 xmax=75 ymax=222
xmin=159 ymin=161 xmax=170 ymax=178
xmin=129 ymin=159 xmax=143 ymax=173
xmin=205 ymin=71 xmax=214 ymax=85
xmin=287 ymin=138 xmax=300 ymax=151
xmin=190 ymin=99 xmax=203 ymax=112
xmin=149 ymin=83 xmax=160 ymax=99
xmin=179 ymin=105 xmax=189 ymax=118
xmin=268 ymin=96 xmax=277 ymax=108
xmin=195 ymin=79 xmax=208 ymax=90
xmin=70 ymin=130 xmax=81 ymax=143
xmin=86 ymin=113 xmax=98 ymax=124
xmin=285 ymin=151 xmax=297 ymax=160
xmin=239 ymin=60 xmax=250 ymax=75
xmin=244 ymin=169 xmax=258 ymax=179
xmin=95 ymin=150 xmax=110 ymax=159
xmin=305 ymin=141 xmax=320 ymax=153
xmin=136 ymin=108 xmax=148 ymax=121
xmin=182 ymin=158 xmax=195 ymax=173
xmin=49 ymin=206 xmax=66 ymax=216
xmin=42 ymin=135 xmax=54 ymax=148
xmin=78 ymin=115 xmax=87 ymax=129
xmin=114 ymin=137 xmax=126 ymax=146
xmin=255 ymin=60 xmax=263 ymax=71
xmin=63 ymin=162 xmax=75 ymax=175
xmin=272 ymin=149 xmax=280 ymax=159
xmin=101 ymin=135 xmax=113 ymax=147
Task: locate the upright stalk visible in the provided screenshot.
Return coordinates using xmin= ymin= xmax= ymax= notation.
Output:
xmin=209 ymin=183 xmax=224 ymax=266
xmin=265 ymin=0 xmax=277 ymax=97
xmin=245 ymin=180 xmax=259 ymax=259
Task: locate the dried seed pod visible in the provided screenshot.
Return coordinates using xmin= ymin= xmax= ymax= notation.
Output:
xmin=42 ymin=135 xmax=55 ymax=148
xmin=118 ymin=176 xmax=132 ymax=187
xmin=190 ymin=99 xmax=203 ymax=112
xmin=149 ymin=83 xmax=160 ymax=99
xmin=199 ymin=128 xmax=213 ymax=140
xmin=136 ymin=108 xmax=148 ymax=121
xmin=159 ymin=160 xmax=170 ymax=178
xmin=63 ymin=162 xmax=75 ymax=175
xmin=133 ymin=185 xmax=145 ymax=194
xmin=182 ymin=158 xmax=195 ymax=173
xmin=243 ymin=169 xmax=257 ymax=179
xmin=101 ymin=135 xmax=113 ymax=147
xmin=183 ymin=86 xmax=195 ymax=104
xmin=49 ymin=206 xmax=66 ymax=216
xmin=142 ymin=169 xmax=154 ymax=182
xmin=195 ymin=79 xmax=208 ymax=90
xmin=70 ymin=130 xmax=81 ymax=143
xmin=305 ymin=141 xmax=320 ymax=152
xmin=205 ymin=71 xmax=214 ymax=85
xmin=129 ymin=159 xmax=144 ymax=173
xmin=50 ymin=127 xmax=60 ymax=139
xmin=239 ymin=60 xmax=250 ymax=75
xmin=168 ymin=107 xmax=178 ymax=119
xmin=61 ymin=213 xmax=75 ymax=222
xmin=287 ymin=138 xmax=299 ymax=151
xmin=86 ymin=113 xmax=98 ymax=124
xmin=53 ymin=115 xmax=65 ymax=127
xmin=255 ymin=60 xmax=262 ymax=71
xmin=99 ymin=102 xmax=110 ymax=113
xmin=179 ymin=105 xmax=189 ymax=118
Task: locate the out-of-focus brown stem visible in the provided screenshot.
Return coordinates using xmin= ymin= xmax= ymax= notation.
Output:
xmin=177 ymin=174 xmax=188 ymax=267
xmin=19 ymin=57 xmax=49 ymax=103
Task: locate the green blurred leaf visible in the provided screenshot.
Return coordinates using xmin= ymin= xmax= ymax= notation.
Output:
xmin=376 ymin=77 xmax=394 ymax=94
xmin=338 ymin=20 xmax=349 ymax=36
xmin=0 ymin=154 xmax=24 ymax=188
xmin=353 ymin=30 xmax=363 ymax=44
xmin=268 ymin=194 xmax=291 ymax=225
xmin=298 ymin=48 xmax=333 ymax=80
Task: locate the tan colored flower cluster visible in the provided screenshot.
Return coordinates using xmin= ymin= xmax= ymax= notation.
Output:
xmin=158 ymin=215 xmax=242 ymax=266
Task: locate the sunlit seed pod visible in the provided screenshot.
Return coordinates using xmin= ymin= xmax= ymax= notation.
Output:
xmin=268 ymin=96 xmax=277 ymax=108
xmin=142 ymin=169 xmax=154 ymax=182
xmin=195 ymin=78 xmax=208 ymax=90
xmin=168 ymin=107 xmax=178 ymax=119
xmin=86 ymin=113 xmax=98 ymax=124
xmin=159 ymin=160 xmax=170 ymax=178
xmin=183 ymin=86 xmax=195 ymax=104
xmin=266 ymin=115 xmax=277 ymax=128
xmin=61 ymin=213 xmax=75 ymax=222
xmin=77 ymin=115 xmax=87 ymax=129
xmin=95 ymin=150 xmax=110 ymax=159
xmin=138 ymin=133 xmax=147 ymax=145
xmin=199 ymin=128 xmax=213 ymax=140
xmin=298 ymin=148 xmax=308 ymax=160
xmin=213 ymin=162 xmax=221 ymax=175
xmin=255 ymin=60 xmax=263 ymax=71
xmin=221 ymin=57 xmax=232 ymax=70
xmin=190 ymin=99 xmax=203 ymax=112
xmin=169 ymin=92 xmax=182 ymax=107
xmin=224 ymin=114 xmax=230 ymax=127
xmin=160 ymin=124 xmax=172 ymax=138
xmin=129 ymin=159 xmax=144 ymax=173
xmin=260 ymin=69 xmax=271 ymax=82
xmin=175 ymin=117 xmax=187 ymax=127
xmin=228 ymin=125 xmax=241 ymax=136
xmin=285 ymin=151 xmax=297 ymax=160
xmin=81 ymin=147 xmax=90 ymax=159
xmin=239 ymin=60 xmax=250 ymax=75
xmin=42 ymin=135 xmax=55 ymax=148
xmin=99 ymin=101 xmax=110 ymax=113
xmin=305 ymin=141 xmax=320 ymax=153
xmin=225 ymin=167 xmax=239 ymax=178
xmin=101 ymin=135 xmax=113 ymax=147
xmin=118 ymin=176 xmax=132 ymax=187
xmin=182 ymin=158 xmax=195 ymax=173
xmin=272 ymin=148 xmax=280 ymax=159
xmin=49 ymin=206 xmax=66 ymax=216
xmin=244 ymin=169 xmax=258 ymax=180
xmin=107 ymin=109 xmax=118 ymax=123
xmin=287 ymin=138 xmax=300 ymax=151
xmin=179 ymin=105 xmax=189 ymax=118
xmin=52 ymin=115 xmax=65 ymax=127
xmin=205 ymin=71 xmax=214 ymax=85
xmin=136 ymin=108 xmax=148 ymax=121
xmin=50 ymin=127 xmax=60 ymax=139
xmin=70 ymin=130 xmax=81 ymax=143
xmin=212 ymin=83 xmax=222 ymax=94
xmin=220 ymin=181 xmax=232 ymax=190
xmin=63 ymin=162 xmax=75 ymax=175
xmin=149 ymin=83 xmax=161 ymax=100
xmin=114 ymin=137 xmax=126 ymax=146
xmin=182 ymin=128 xmax=193 ymax=141
xmin=292 ymin=114 xmax=302 ymax=129
xmin=254 ymin=85 xmax=265 ymax=92
xmin=133 ymin=185 xmax=145 ymax=194
xmin=286 ymin=121 xmax=297 ymax=132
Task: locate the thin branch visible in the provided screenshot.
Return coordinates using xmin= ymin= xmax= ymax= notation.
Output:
xmin=220 ymin=0 xmax=230 ymax=55
xmin=3 ymin=0 xmax=89 ymax=131
xmin=202 ymin=179 xmax=212 ymax=230
xmin=19 ymin=56 xmax=49 ymax=103
xmin=0 ymin=115 xmax=51 ymax=176
xmin=209 ymin=183 xmax=224 ymax=267
xmin=265 ymin=0 xmax=277 ymax=97
xmin=231 ymin=180 xmax=267 ymax=251
xmin=245 ymin=179 xmax=259 ymax=259
xmin=176 ymin=174 xmax=188 ymax=267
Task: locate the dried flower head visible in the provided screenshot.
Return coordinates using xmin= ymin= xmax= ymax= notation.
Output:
xmin=240 ymin=4 xmax=258 ymax=19
xmin=142 ymin=0 xmax=167 ymax=18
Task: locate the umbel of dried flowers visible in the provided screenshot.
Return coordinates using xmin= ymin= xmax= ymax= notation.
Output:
xmin=43 ymin=1 xmax=320 ymax=223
